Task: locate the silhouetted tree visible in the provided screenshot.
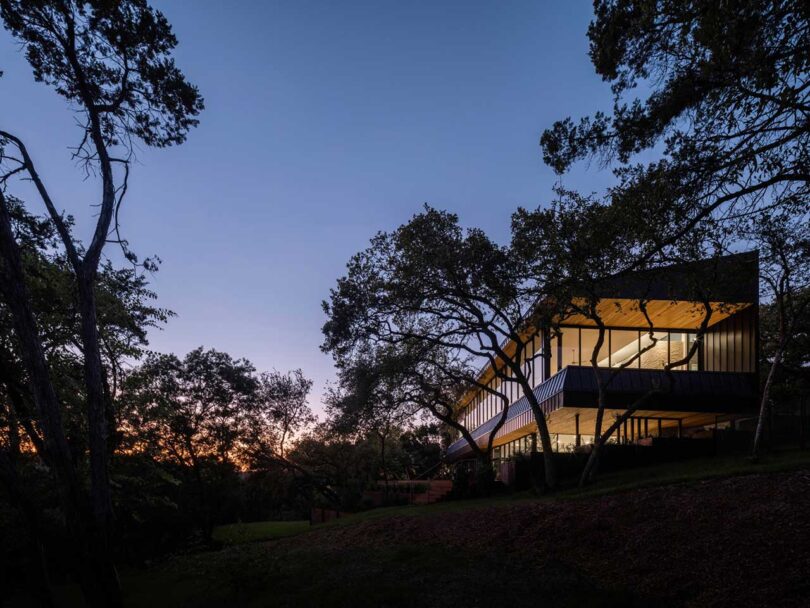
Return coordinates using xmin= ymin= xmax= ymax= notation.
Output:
xmin=751 ymin=213 xmax=810 ymax=457
xmin=322 ymin=207 xmax=559 ymax=487
xmin=255 ymin=370 xmax=314 ymax=458
xmin=541 ymin=0 xmax=809 ymax=266
xmin=0 ymin=1 xmax=202 ymax=604
xmin=0 ymin=203 xmax=170 ymax=604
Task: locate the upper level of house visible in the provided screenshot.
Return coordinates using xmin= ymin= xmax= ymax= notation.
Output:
xmin=455 ymin=252 xmax=759 ymax=432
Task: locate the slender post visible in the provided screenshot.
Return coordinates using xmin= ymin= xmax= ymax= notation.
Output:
xmin=658 ymin=418 xmax=662 ymax=437
xmin=678 ymin=419 xmax=683 ymax=438
xmin=574 ymin=413 xmax=581 ymax=447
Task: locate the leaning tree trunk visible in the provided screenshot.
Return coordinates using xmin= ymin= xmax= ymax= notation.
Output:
xmin=580 ymin=383 xmax=608 ymax=486
xmin=535 ymin=415 xmax=556 ymax=489
xmin=753 ymin=344 xmax=784 ymax=459
xmin=522 ymin=383 xmax=557 ymax=489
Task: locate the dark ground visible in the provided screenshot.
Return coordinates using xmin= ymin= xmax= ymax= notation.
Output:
xmin=14 ymin=452 xmax=810 ymax=607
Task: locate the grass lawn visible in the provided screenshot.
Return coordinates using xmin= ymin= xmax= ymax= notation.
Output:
xmin=212 ymin=520 xmax=310 ymax=546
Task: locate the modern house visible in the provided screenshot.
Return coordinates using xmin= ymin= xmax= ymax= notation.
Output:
xmin=446 ymin=252 xmax=760 ymax=463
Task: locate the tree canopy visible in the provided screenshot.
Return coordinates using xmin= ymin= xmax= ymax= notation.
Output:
xmin=541 ymin=0 xmax=809 ymax=261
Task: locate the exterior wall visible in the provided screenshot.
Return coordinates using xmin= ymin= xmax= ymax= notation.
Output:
xmin=702 ymin=305 xmax=757 ymax=373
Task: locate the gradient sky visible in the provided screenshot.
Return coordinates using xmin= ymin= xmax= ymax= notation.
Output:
xmin=1 ymin=1 xmax=617 ymax=416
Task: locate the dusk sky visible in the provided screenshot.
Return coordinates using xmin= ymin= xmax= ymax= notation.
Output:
xmin=1 ymin=1 xmax=617 ymax=415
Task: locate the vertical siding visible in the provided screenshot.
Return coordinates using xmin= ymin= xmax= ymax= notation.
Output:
xmin=702 ymin=306 xmax=756 ymax=372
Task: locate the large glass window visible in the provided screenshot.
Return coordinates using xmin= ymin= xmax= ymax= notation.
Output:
xmin=559 ymin=327 xmax=580 ymax=368
xmin=639 ymin=331 xmax=670 ymax=369
xmin=549 ymin=334 xmax=559 ymax=375
xmin=580 ymin=328 xmax=608 ymax=367
xmin=669 ymin=332 xmax=698 ymax=370
xmin=609 ymin=330 xmax=640 ymax=367
xmin=557 ymin=327 xmax=699 ymax=371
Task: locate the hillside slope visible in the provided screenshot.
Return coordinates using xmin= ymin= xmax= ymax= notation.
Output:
xmin=122 ymin=464 xmax=810 ymax=607
xmin=290 ymin=469 xmax=810 ymax=606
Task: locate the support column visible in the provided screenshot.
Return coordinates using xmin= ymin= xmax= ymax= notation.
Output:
xmin=678 ymin=418 xmax=683 ymax=438
xmin=575 ymin=413 xmax=581 ymax=447
xmin=658 ymin=418 xmax=663 ymax=437
xmin=644 ymin=418 xmax=649 ymax=437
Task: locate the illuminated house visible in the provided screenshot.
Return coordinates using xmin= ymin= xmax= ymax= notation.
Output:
xmin=446 ymin=252 xmax=760 ymax=462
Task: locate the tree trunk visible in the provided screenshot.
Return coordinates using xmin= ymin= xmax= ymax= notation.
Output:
xmin=523 ymin=383 xmax=556 ymax=488
xmin=475 ymin=451 xmax=495 ymax=493
xmin=379 ymin=431 xmax=388 ymax=497
xmin=580 ymin=384 xmax=608 ymax=486
xmin=75 ymin=269 xmax=119 ymax=594
xmin=0 ymin=197 xmax=121 ymax=607
xmin=535 ymin=415 xmax=556 ymax=489
xmin=753 ymin=345 xmax=784 ymax=459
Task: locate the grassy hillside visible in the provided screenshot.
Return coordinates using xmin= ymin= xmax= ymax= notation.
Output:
xmin=38 ymin=450 xmax=810 ymax=607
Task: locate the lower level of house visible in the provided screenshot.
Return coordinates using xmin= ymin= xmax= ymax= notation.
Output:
xmin=447 ymin=365 xmax=759 ymax=462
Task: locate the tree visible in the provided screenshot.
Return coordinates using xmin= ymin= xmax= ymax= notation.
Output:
xmin=322 ymin=207 xmax=559 ymax=488
xmin=120 ymin=349 xmax=318 ymax=538
xmin=120 ymin=348 xmax=256 ymax=540
xmin=0 ymin=202 xmax=171 ymax=604
xmin=0 ymin=1 xmax=202 ymax=604
xmin=541 ymin=0 xmax=809 ymax=267
xmin=751 ymin=212 xmax=810 ymax=457
xmin=398 ymin=423 xmax=445 ymax=480
xmin=326 ymin=352 xmax=419 ymax=490
xmin=255 ymin=370 xmax=314 ymax=459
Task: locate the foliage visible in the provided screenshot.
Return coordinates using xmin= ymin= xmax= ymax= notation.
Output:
xmin=253 ymin=369 xmax=314 ymax=458
xmin=322 ymin=205 xmax=561 ymax=486
xmin=119 ymin=348 xmax=259 ymax=468
xmin=540 ymin=0 xmax=809 ymax=262
xmin=1 ymin=2 xmax=204 ymax=603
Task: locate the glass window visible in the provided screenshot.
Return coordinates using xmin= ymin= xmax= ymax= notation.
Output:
xmin=610 ymin=330 xmax=640 ymax=368
xmin=669 ymin=332 xmax=697 ymax=370
xmin=549 ymin=333 xmax=559 ymax=375
xmin=687 ymin=333 xmax=698 ymax=370
xmin=580 ymin=328 xmax=608 ymax=367
xmin=639 ymin=331 xmax=669 ymax=369
xmin=669 ymin=332 xmax=686 ymax=368
xmin=559 ymin=327 xmax=580 ymax=368
xmin=531 ymin=334 xmax=543 ymax=382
